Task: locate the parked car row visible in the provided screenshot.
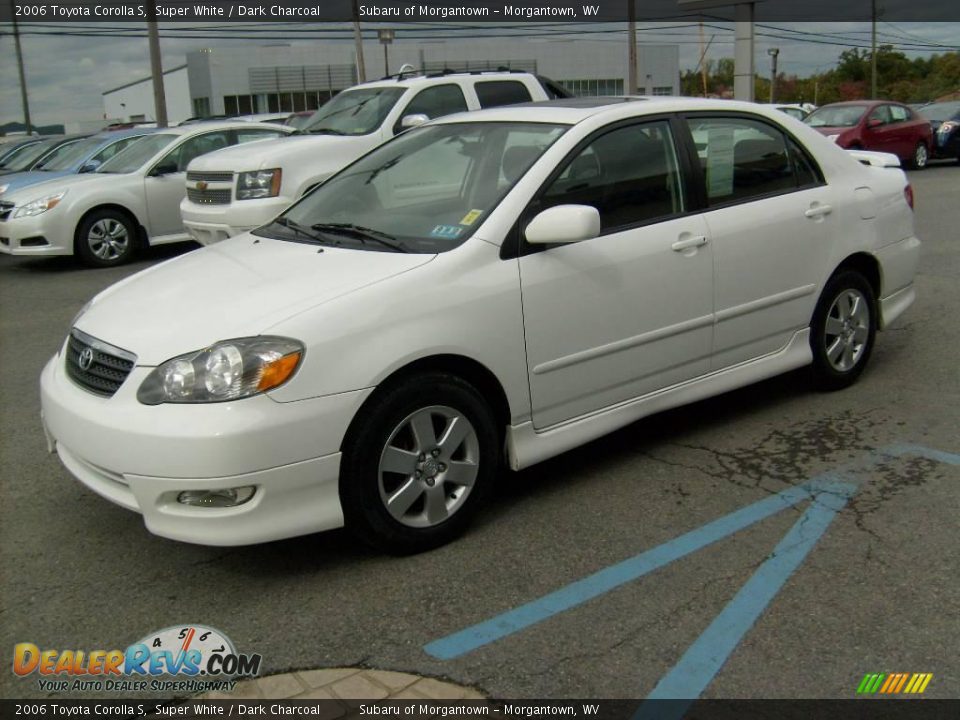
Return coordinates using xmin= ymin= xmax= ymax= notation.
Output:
xmin=37 ymin=94 xmax=920 ymax=552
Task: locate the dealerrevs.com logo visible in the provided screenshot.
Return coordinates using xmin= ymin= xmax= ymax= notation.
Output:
xmin=13 ymin=624 xmax=262 ymax=693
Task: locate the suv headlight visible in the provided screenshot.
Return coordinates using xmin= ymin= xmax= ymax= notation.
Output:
xmin=13 ymin=190 xmax=67 ymax=218
xmin=236 ymin=169 xmax=282 ymax=200
xmin=137 ymin=337 xmax=303 ymax=405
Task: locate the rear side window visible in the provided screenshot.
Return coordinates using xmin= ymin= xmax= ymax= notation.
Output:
xmin=890 ymin=105 xmax=910 ymax=123
xmin=475 ymin=81 xmax=533 ymax=109
xmin=686 ymin=117 xmax=801 ymax=206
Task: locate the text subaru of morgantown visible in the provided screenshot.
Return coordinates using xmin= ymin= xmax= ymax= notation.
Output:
xmin=40 ymin=98 xmax=920 ymax=553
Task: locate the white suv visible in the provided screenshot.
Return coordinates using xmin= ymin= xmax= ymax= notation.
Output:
xmin=180 ymin=71 xmax=567 ymax=245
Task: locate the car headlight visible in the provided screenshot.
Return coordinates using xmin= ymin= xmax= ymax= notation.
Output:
xmin=13 ymin=190 xmax=67 ymax=218
xmin=236 ymin=169 xmax=282 ymax=200
xmin=939 ymin=121 xmax=958 ymax=135
xmin=0 ymin=184 xmax=8 ymax=195
xmin=137 ymin=336 xmax=303 ymax=405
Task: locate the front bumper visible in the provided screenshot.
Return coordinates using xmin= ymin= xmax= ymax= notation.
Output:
xmin=40 ymin=351 xmax=373 ymax=545
xmin=0 ymin=210 xmax=72 ymax=256
xmin=181 ymin=196 xmax=290 ymax=245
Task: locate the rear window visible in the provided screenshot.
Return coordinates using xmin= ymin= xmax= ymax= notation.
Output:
xmin=475 ymin=81 xmax=533 ymax=109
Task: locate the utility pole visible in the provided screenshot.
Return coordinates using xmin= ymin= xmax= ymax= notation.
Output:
xmin=627 ymin=0 xmax=638 ymax=94
xmin=352 ymin=0 xmax=366 ymax=83
xmin=11 ymin=0 xmax=33 ymax=134
xmin=146 ymin=2 xmax=168 ymax=127
xmin=871 ymin=0 xmax=878 ymax=98
xmin=767 ymin=48 xmax=779 ymax=103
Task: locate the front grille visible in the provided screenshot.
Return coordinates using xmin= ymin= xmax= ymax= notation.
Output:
xmin=187 ymin=171 xmax=233 ymax=183
xmin=0 ymin=201 xmax=13 ymax=221
xmin=187 ymin=188 xmax=232 ymax=205
xmin=65 ymin=329 xmax=137 ymax=398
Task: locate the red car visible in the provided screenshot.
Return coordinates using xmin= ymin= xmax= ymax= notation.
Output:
xmin=804 ymin=100 xmax=933 ymax=169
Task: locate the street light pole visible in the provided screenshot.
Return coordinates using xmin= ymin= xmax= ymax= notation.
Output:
xmin=627 ymin=0 xmax=638 ymax=94
xmin=767 ymin=48 xmax=779 ymax=103
xmin=11 ymin=0 xmax=34 ymax=134
xmin=147 ymin=1 xmax=168 ymax=127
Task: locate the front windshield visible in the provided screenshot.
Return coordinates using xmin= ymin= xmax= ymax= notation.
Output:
xmin=0 ymin=138 xmax=65 ymax=171
xmin=0 ymin=140 xmax=41 ymax=165
xmin=804 ymin=105 xmax=867 ymax=128
xmin=97 ymin=133 xmax=177 ymax=174
xmin=920 ymin=102 xmax=960 ymax=122
xmin=34 ymin=136 xmax=102 ymax=171
xmin=300 ymin=87 xmax=406 ymax=136
xmin=258 ymin=121 xmax=568 ymax=253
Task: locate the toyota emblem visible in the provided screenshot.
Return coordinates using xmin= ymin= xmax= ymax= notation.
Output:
xmin=78 ymin=347 xmax=95 ymax=371
xmin=196 ymin=181 xmax=208 ymax=191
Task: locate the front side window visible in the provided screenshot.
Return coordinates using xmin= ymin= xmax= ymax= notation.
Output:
xmin=2 ymin=139 xmax=72 ymax=172
xmin=687 ymin=117 xmax=795 ymax=205
xmin=397 ymin=85 xmax=468 ymax=129
xmin=868 ymin=105 xmax=893 ymax=125
xmin=535 ymin=120 xmax=685 ymax=232
xmin=259 ymin=121 xmax=567 ymax=253
xmin=475 ymin=81 xmax=533 ymax=109
xmin=91 ymin=136 xmax=148 ymax=165
xmin=300 ymin=87 xmax=406 ymax=137
xmin=98 ymin=134 xmax=178 ymax=174
xmin=158 ymin=131 xmax=231 ymax=172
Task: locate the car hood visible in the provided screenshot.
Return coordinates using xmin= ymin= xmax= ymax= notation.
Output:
xmin=75 ymin=234 xmax=435 ymax=365
xmin=186 ymin=134 xmax=377 ymax=172
xmin=1 ymin=171 xmax=132 ymax=204
xmin=0 ymin=169 xmax=73 ymax=196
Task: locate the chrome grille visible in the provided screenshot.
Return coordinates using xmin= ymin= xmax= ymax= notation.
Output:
xmin=65 ymin=329 xmax=137 ymax=398
xmin=187 ymin=187 xmax=232 ymax=205
xmin=187 ymin=171 xmax=233 ymax=183
xmin=0 ymin=201 xmax=13 ymax=221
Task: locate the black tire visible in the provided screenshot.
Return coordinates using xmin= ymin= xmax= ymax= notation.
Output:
xmin=809 ymin=270 xmax=877 ymax=391
xmin=75 ymin=209 xmax=138 ymax=267
xmin=909 ymin=142 xmax=929 ymax=170
xmin=339 ymin=372 xmax=499 ymax=554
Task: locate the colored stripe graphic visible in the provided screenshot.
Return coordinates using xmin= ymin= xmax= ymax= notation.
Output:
xmin=856 ymin=672 xmax=933 ymax=695
xmin=879 ymin=674 xmax=897 ymax=693
xmin=893 ymin=673 xmax=909 ymax=693
xmin=855 ymin=674 xmax=873 ymax=694
xmin=917 ymin=674 xmax=933 ymax=694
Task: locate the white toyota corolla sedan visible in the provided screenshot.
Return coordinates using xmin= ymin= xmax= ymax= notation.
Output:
xmin=40 ymin=98 xmax=920 ymax=553
xmin=0 ymin=122 xmax=291 ymax=266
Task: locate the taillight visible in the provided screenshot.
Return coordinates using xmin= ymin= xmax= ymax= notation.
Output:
xmin=904 ymin=184 xmax=914 ymax=210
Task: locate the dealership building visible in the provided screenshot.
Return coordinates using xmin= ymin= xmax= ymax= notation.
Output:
xmin=102 ymin=39 xmax=679 ymax=124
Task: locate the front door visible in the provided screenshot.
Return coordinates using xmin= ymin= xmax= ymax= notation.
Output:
xmin=518 ymin=119 xmax=714 ymax=429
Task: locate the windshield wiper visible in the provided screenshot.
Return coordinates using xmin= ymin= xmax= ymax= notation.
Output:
xmin=306 ymin=127 xmax=348 ymax=136
xmin=271 ymin=217 xmax=331 ymax=245
xmin=311 ymin=223 xmax=408 ymax=253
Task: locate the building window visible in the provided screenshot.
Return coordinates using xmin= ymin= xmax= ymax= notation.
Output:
xmin=652 ymin=86 xmax=673 ymax=96
xmin=558 ymin=79 xmax=624 ymax=97
xmin=192 ymin=97 xmax=210 ymax=118
xmin=224 ymin=95 xmax=254 ymax=116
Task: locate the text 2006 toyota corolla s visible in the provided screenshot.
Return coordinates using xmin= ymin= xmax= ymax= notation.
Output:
xmin=40 ymin=98 xmax=920 ymax=554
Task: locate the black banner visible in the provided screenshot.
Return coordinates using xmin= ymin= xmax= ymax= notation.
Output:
xmin=2 ymin=700 xmax=960 ymax=720
xmin=2 ymin=0 xmax=960 ymax=23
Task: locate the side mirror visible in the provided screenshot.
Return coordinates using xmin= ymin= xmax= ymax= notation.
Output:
xmin=150 ymin=161 xmax=179 ymax=176
xmin=525 ymin=205 xmax=601 ymax=246
xmin=79 ymin=160 xmax=101 ymax=173
xmin=866 ymin=118 xmax=883 ymax=129
xmin=399 ymin=114 xmax=430 ymax=130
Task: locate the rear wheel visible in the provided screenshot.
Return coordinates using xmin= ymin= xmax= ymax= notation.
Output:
xmin=910 ymin=142 xmax=929 ymax=169
xmin=339 ymin=373 xmax=499 ymax=554
xmin=809 ymin=271 xmax=877 ymax=391
xmin=75 ymin=209 xmax=138 ymax=267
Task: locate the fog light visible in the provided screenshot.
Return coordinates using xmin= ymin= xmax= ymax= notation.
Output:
xmin=177 ymin=486 xmax=256 ymax=508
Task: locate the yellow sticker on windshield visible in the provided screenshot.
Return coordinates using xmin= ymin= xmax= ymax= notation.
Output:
xmin=460 ymin=209 xmax=483 ymax=226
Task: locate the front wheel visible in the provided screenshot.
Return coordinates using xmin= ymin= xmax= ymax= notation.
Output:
xmin=75 ymin=209 xmax=138 ymax=267
xmin=910 ymin=142 xmax=929 ymax=170
xmin=339 ymin=373 xmax=499 ymax=554
xmin=809 ymin=271 xmax=877 ymax=391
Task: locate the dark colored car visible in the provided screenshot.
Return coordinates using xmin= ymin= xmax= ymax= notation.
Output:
xmin=804 ymin=100 xmax=934 ymax=169
xmin=918 ymin=101 xmax=960 ymax=163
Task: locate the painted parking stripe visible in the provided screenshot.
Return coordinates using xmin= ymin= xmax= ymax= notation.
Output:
xmin=425 ymin=477 xmax=842 ymax=660
xmin=635 ymin=482 xmax=856 ymax=718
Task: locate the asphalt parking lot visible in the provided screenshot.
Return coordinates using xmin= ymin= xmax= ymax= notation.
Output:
xmin=1 ymin=163 xmax=958 ymax=702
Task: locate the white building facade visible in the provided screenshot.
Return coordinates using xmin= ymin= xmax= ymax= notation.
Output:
xmin=101 ymin=65 xmax=192 ymax=125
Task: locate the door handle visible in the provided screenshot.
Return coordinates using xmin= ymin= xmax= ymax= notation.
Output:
xmin=804 ymin=204 xmax=833 ymax=218
xmin=672 ymin=235 xmax=708 ymax=252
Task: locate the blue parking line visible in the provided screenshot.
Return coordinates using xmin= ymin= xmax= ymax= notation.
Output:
xmin=634 ymin=480 xmax=856 ymax=719
xmin=424 ymin=479 xmax=831 ymax=660
xmin=879 ymin=444 xmax=960 ymax=466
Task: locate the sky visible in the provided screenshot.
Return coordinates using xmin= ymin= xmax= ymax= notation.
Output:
xmin=1 ymin=21 xmax=958 ymax=128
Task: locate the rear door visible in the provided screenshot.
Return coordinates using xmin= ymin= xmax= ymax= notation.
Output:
xmin=682 ymin=113 xmax=834 ymax=369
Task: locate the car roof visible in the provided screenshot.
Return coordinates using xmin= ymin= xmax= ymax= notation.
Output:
xmin=356 ymin=69 xmax=540 ymax=91
xmin=91 ymin=127 xmax=160 ymax=140
xmin=430 ymin=96 xmax=796 ymax=127
xmin=151 ymin=121 xmax=295 ymax=136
